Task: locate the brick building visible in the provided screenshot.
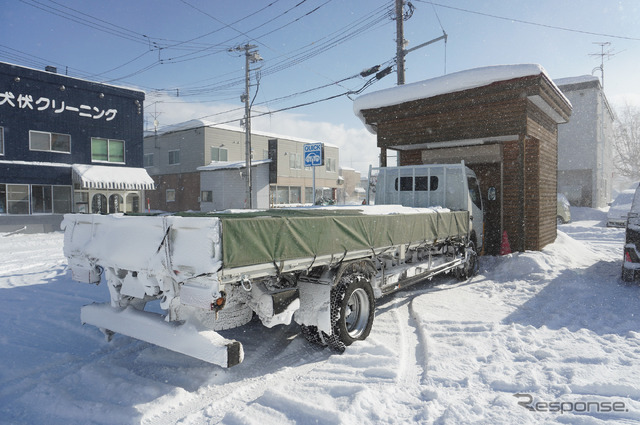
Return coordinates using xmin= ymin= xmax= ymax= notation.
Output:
xmin=354 ymin=64 xmax=572 ymax=254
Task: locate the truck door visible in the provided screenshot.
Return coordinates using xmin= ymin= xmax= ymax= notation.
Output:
xmin=467 ymin=175 xmax=484 ymax=251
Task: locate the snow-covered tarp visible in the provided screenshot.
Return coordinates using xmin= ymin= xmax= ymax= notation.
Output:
xmin=71 ymin=163 xmax=155 ymax=190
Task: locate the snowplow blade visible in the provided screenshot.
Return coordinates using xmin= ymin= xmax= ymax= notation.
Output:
xmin=81 ymin=303 xmax=243 ymax=368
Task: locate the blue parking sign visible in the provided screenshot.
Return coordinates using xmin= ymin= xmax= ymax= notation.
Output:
xmin=303 ymin=143 xmax=323 ymax=167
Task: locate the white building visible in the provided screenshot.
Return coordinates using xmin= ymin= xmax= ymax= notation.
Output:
xmin=555 ymin=76 xmax=614 ymax=208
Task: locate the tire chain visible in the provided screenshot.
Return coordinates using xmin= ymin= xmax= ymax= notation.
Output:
xmin=299 ymin=277 xmax=351 ymax=353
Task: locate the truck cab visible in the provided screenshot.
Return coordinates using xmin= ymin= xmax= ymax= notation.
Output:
xmin=368 ymin=162 xmax=484 ymax=252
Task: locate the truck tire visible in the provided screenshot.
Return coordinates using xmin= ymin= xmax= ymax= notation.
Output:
xmin=622 ymin=266 xmax=635 ymax=283
xmin=196 ymin=303 xmax=253 ymax=331
xmin=455 ymin=241 xmax=478 ymax=281
xmin=327 ymin=272 xmax=375 ymax=353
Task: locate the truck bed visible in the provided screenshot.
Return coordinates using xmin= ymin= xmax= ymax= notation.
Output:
xmin=62 ymin=206 xmax=469 ymax=283
xmin=208 ymin=207 xmax=469 ymax=269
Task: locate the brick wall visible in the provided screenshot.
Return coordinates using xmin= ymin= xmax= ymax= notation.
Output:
xmin=147 ymin=172 xmax=200 ymax=212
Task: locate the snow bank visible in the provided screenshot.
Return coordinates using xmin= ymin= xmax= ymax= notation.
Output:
xmin=2 ymin=213 xmax=640 ymax=424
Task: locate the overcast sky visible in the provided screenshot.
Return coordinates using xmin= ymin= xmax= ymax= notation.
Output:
xmin=2 ymin=0 xmax=639 ymax=174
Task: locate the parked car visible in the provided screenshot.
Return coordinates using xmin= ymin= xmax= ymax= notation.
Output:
xmin=607 ymin=189 xmax=636 ymax=227
xmin=557 ymin=193 xmax=571 ymax=224
xmin=622 ymin=184 xmax=640 ymax=281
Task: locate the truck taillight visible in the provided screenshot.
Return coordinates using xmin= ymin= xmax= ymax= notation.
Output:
xmin=626 ymin=251 xmax=633 ymax=263
xmin=212 ymin=291 xmax=226 ymax=311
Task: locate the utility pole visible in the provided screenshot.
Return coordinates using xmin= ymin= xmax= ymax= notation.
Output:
xmin=387 ymin=0 xmax=445 ymax=168
xmin=232 ymin=44 xmax=262 ymax=208
xmin=395 ymin=0 xmax=406 ymax=86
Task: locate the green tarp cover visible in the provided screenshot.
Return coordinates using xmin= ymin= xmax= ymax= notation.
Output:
xmin=206 ymin=209 xmax=469 ymax=270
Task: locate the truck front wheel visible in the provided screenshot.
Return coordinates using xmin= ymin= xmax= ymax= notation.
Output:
xmin=327 ymin=273 xmax=375 ymax=353
xmin=455 ymin=241 xmax=478 ymax=280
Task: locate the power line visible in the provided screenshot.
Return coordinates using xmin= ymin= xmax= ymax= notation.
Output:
xmin=420 ymin=1 xmax=640 ymax=41
xmin=154 ymin=61 xmax=395 ymax=132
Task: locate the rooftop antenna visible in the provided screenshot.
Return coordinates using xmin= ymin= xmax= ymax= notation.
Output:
xmin=589 ymin=42 xmax=615 ymax=89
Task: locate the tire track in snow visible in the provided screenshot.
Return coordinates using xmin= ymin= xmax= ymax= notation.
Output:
xmin=138 ymin=322 xmax=332 ymax=425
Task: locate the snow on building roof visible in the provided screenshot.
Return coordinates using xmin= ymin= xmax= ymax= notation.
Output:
xmin=71 ymin=164 xmax=155 ymax=190
xmin=150 ymin=119 xmax=337 ymax=148
xmin=353 ymin=64 xmax=569 ymax=131
xmin=197 ymin=159 xmax=271 ymax=171
xmin=554 ymin=75 xmax=600 ymax=87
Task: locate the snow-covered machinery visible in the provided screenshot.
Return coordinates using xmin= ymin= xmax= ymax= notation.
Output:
xmin=62 ymin=162 xmax=483 ymax=367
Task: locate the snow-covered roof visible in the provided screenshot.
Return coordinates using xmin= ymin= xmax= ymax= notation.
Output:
xmin=71 ymin=164 xmax=155 ymax=190
xmin=197 ymin=159 xmax=271 ymax=171
xmin=353 ymin=64 xmax=569 ymax=131
xmin=555 ymin=75 xmax=600 ymax=87
xmin=151 ymin=119 xmax=337 ymax=148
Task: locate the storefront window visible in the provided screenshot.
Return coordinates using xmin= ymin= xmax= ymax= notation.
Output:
xmin=7 ymin=184 xmax=29 ymax=214
xmin=31 ymin=185 xmax=52 ymax=214
xmin=276 ymin=187 xmax=289 ymax=204
xmin=52 ymin=186 xmax=72 ymax=213
xmin=0 ymin=184 xmax=6 ymax=213
xmin=290 ymin=186 xmax=301 ymax=204
xmin=91 ymin=194 xmax=107 ymax=214
xmin=126 ymin=194 xmax=140 ymax=213
xmin=109 ymin=194 xmax=124 ymax=213
xmin=305 ymin=187 xmax=313 ymax=204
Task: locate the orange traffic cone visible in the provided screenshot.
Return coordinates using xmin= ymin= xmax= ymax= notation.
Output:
xmin=500 ymin=230 xmax=511 ymax=255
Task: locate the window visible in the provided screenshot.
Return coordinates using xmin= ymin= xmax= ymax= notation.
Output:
xmin=0 ymin=184 xmax=5 ymax=213
xmin=31 ymin=185 xmax=52 ymax=213
xmin=91 ymin=194 xmax=107 ymax=214
xmin=0 ymin=126 xmax=4 ymax=155
xmin=211 ymin=147 xmax=228 ymax=162
xmin=201 ymin=191 xmax=213 ymax=202
xmin=289 ymin=153 xmax=302 ymax=170
xmin=468 ymin=177 xmax=482 ymax=209
xmin=325 ymin=158 xmax=336 ymax=172
xmin=305 ymin=187 xmax=314 ymax=204
xmin=395 ymin=176 xmax=439 ymax=192
xmin=276 ymin=187 xmax=289 ymax=204
xmin=290 ymin=186 xmax=301 ymax=204
xmin=7 ymin=184 xmax=29 ymax=214
xmin=126 ymin=194 xmax=140 ymax=213
xmin=109 ymin=194 xmax=124 ymax=213
xmin=166 ymin=189 xmax=176 ymax=202
xmin=168 ymin=150 xmax=180 ymax=165
xmin=52 ymin=186 xmax=71 ymax=213
xmin=91 ymin=138 xmax=124 ymax=163
xmin=144 ymin=153 xmax=154 ymax=167
xmin=29 ymin=131 xmax=71 ymax=153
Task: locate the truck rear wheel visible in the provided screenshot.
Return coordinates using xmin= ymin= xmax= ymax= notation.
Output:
xmin=327 ymin=273 xmax=375 ymax=353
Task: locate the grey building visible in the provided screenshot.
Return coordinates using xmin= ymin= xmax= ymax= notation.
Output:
xmin=143 ymin=119 xmax=341 ymax=211
xmin=556 ymin=76 xmax=614 ymax=208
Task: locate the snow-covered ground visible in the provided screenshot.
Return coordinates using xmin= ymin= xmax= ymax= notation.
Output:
xmin=1 ymin=207 xmax=640 ymax=424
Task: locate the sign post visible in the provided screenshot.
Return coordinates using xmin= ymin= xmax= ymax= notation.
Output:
xmin=303 ymin=143 xmax=324 ymax=205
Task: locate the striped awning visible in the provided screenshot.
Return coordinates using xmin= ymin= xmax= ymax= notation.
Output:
xmin=72 ymin=164 xmax=155 ymax=190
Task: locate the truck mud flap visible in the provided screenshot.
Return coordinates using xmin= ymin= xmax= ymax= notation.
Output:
xmin=81 ymin=303 xmax=243 ymax=368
